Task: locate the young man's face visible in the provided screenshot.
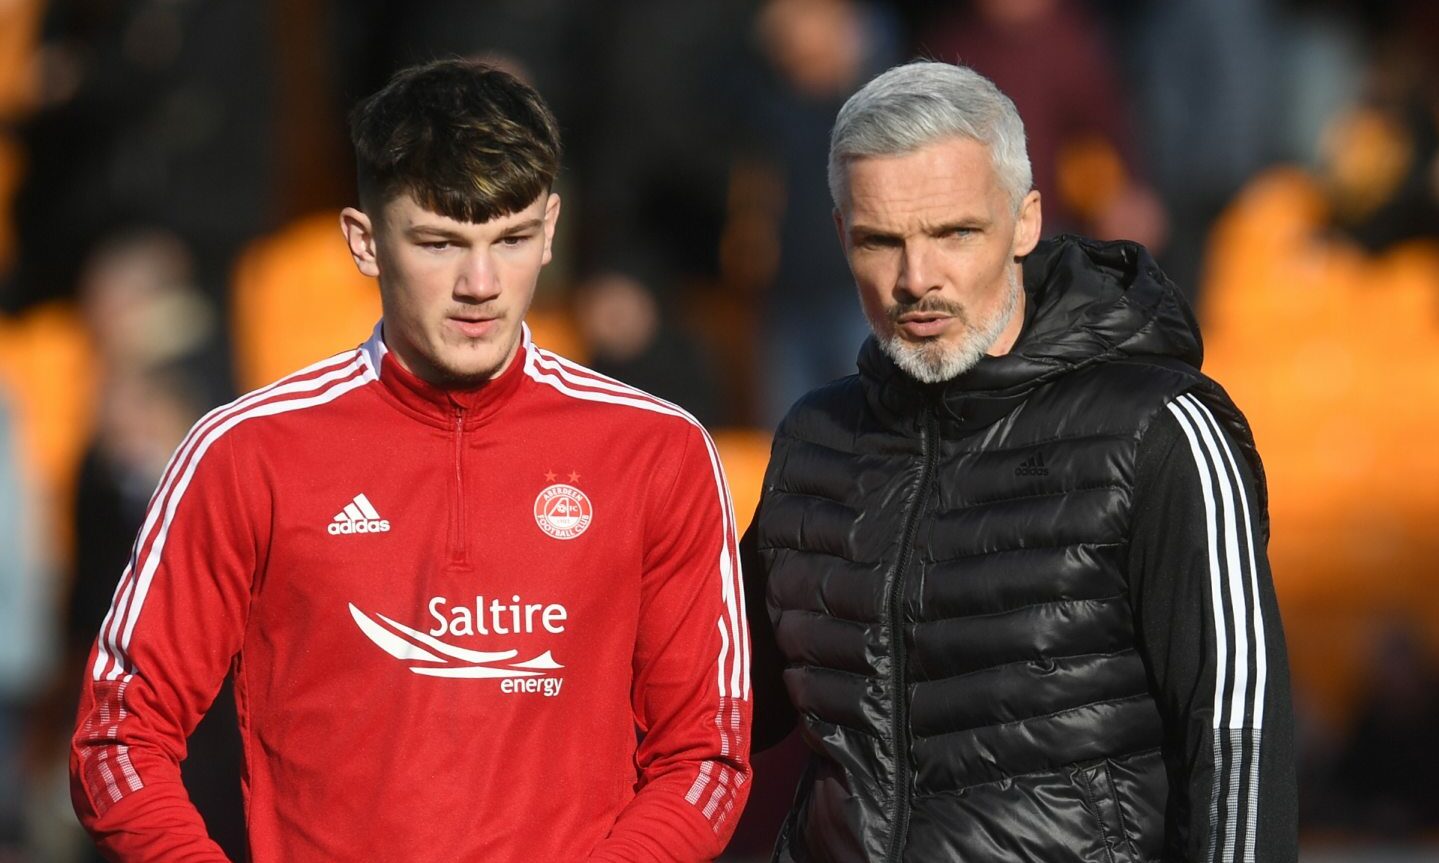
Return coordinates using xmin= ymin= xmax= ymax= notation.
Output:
xmin=342 ymin=190 xmax=561 ymax=386
xmin=837 ymin=135 xmax=1041 ymax=382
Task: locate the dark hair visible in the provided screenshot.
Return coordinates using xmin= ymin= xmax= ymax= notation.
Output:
xmin=349 ymin=58 xmax=562 ymax=223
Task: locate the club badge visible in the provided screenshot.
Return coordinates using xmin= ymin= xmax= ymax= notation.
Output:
xmin=534 ymin=480 xmax=593 ymax=540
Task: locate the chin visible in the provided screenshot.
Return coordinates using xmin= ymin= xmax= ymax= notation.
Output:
xmin=879 ymin=332 xmax=987 ymax=384
xmin=433 ymin=357 xmax=502 ymax=385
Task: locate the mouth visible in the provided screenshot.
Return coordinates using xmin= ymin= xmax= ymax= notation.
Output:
xmin=894 ymin=312 xmax=954 ymax=339
xmin=446 ymin=315 xmax=500 ymax=339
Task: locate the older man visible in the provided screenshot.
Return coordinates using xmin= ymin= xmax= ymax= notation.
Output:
xmin=744 ymin=61 xmax=1295 ymax=862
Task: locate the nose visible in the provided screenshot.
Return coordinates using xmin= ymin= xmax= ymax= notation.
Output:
xmin=895 ymin=239 xmax=941 ymax=300
xmin=454 ymin=249 xmax=501 ymax=302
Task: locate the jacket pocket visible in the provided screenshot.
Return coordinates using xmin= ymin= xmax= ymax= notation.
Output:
xmin=1070 ymin=759 xmax=1139 ymax=863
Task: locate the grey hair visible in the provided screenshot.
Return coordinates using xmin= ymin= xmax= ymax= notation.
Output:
xmin=828 ymin=61 xmax=1032 ymax=212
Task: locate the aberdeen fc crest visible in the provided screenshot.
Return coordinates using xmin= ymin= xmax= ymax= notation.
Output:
xmin=534 ymin=477 xmax=593 ymax=540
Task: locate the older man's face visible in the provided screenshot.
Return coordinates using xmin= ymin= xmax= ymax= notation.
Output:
xmin=837 ymin=136 xmax=1041 ymax=382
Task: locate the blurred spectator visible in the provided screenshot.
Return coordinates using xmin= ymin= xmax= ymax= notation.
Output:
xmin=1331 ymin=621 xmax=1439 ymax=836
xmin=1117 ymin=0 xmax=1282 ymax=306
xmin=1269 ymin=1 xmax=1366 ymax=170
xmin=76 ymin=230 xmax=214 ymax=376
xmin=66 ymin=368 xmax=206 ymax=657
xmin=573 ymin=261 xmax=723 ymax=427
xmin=574 ymin=0 xmax=754 ymax=280
xmin=1321 ymin=100 xmax=1439 ymax=250
xmin=66 ymin=230 xmax=217 ymax=603
xmin=747 ymin=0 xmax=902 ymax=425
xmin=1317 ymin=2 xmax=1439 ymax=252
xmin=573 ymin=1 xmax=761 ymax=424
xmin=0 ymin=392 xmax=51 ymax=859
xmin=43 ymin=227 xmax=245 ymax=860
xmin=922 ymin=0 xmax=1167 ymax=254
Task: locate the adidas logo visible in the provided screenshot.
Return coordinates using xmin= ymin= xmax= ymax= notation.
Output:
xmin=1015 ymin=452 xmax=1049 ymax=477
xmin=328 ymin=493 xmax=391 ymax=535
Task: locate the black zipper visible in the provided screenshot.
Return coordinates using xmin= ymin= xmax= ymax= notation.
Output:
xmin=884 ymin=408 xmax=939 ymax=862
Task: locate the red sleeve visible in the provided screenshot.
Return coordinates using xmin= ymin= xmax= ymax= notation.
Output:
xmin=70 ymin=424 xmax=260 ymax=862
xmin=587 ymin=423 xmax=752 ymax=862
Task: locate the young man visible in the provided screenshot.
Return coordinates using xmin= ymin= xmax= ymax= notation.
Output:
xmin=744 ymin=62 xmax=1296 ymax=861
xmin=71 ymin=59 xmax=751 ymax=862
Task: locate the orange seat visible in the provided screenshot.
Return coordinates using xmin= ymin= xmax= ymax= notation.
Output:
xmin=525 ymin=303 xmax=586 ymax=364
xmin=0 ymin=302 xmax=98 ymax=565
xmin=231 ymin=212 xmax=383 ymax=391
xmin=0 ymin=0 xmax=44 ymax=274
xmin=0 ymin=0 xmax=42 ymax=118
xmin=710 ymin=427 xmax=773 ymax=536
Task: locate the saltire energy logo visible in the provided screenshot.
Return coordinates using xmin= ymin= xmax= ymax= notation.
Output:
xmin=348 ymin=596 xmax=566 ymax=697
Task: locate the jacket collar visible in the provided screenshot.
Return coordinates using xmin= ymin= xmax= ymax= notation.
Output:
xmin=361 ymin=320 xmax=529 ymax=430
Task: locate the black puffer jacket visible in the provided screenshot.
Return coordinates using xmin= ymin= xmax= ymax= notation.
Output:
xmin=745 ymin=236 xmax=1295 ymax=862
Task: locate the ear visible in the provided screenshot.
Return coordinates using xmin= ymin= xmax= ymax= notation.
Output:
xmin=340 ymin=207 xmax=381 ymax=278
xmin=1012 ymin=190 xmax=1042 ymax=258
xmin=540 ymin=193 xmax=562 ymax=266
xmin=832 ymin=208 xmax=848 ymax=254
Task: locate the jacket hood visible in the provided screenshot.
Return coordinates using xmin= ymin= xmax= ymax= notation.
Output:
xmin=859 ymin=235 xmax=1203 ymax=428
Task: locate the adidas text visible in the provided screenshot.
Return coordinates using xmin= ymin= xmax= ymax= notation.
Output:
xmin=328 ymin=519 xmax=391 ymax=535
xmin=330 ymin=493 xmax=390 ymax=535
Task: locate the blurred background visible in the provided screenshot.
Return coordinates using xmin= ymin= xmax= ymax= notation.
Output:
xmin=0 ymin=0 xmax=1436 ymax=860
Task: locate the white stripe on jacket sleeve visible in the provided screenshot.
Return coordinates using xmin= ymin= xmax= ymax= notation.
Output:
xmin=1166 ymin=393 xmax=1268 ymax=863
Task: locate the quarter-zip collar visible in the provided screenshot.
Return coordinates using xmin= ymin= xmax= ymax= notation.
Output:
xmin=361 ymin=320 xmax=529 ymax=430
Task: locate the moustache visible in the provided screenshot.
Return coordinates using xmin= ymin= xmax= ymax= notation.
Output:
xmin=888 ymin=297 xmax=967 ymax=324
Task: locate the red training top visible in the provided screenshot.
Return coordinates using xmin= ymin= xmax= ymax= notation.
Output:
xmin=71 ymin=323 xmax=752 ymax=861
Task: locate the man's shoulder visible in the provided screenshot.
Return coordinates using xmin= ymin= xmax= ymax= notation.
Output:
xmin=1054 ymin=358 xmax=1263 ymax=487
xmin=1061 ymin=357 xmax=1249 ymax=424
xmin=1055 ymin=355 xmax=1207 ymax=412
xmin=774 ymin=374 xmax=867 ymax=442
xmin=521 ymin=343 xmax=706 ymax=440
xmin=200 ymin=347 xmax=375 ymax=449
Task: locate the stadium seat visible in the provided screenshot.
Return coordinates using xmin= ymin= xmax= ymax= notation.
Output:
xmin=710 ymin=427 xmax=773 ymax=535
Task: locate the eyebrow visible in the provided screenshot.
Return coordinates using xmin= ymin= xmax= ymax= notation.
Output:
xmin=405 ymin=225 xmax=466 ymax=240
xmin=928 ymin=218 xmax=990 ymax=234
xmin=403 ymin=216 xmax=544 ymax=241
xmin=499 ymin=217 xmax=544 ymax=235
xmin=848 ymin=224 xmax=900 ymax=241
xmin=848 ymin=218 xmax=990 ymax=240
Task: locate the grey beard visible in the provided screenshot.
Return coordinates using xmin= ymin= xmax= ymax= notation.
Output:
xmin=877 ymin=268 xmax=1021 ymax=384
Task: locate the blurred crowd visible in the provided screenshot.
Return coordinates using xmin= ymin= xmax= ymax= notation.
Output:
xmin=0 ymin=0 xmax=1437 ymax=859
